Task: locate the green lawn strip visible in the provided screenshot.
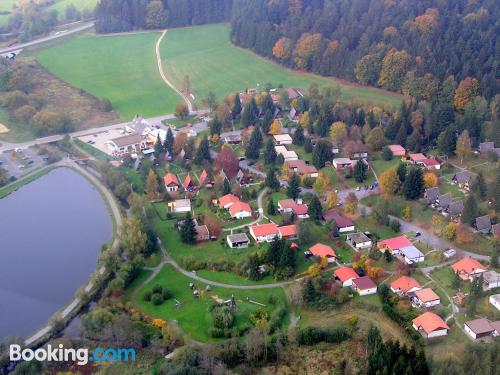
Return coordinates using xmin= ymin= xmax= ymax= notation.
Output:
xmin=369 ymin=155 xmax=400 ymax=177
xmin=122 ymin=167 xmax=145 ymax=193
xmin=195 ymin=270 xmax=275 ymax=286
xmin=73 ymin=139 xmax=113 ymax=161
xmin=143 ymin=250 xmax=163 ymax=268
xmin=135 ymin=264 xmax=287 ymax=342
xmin=355 ymin=215 xmax=398 ymax=240
xmin=0 ymin=0 xmax=16 ymax=26
xmin=36 ymin=32 xmax=181 ymax=119
xmin=0 ymin=165 xmax=55 ymax=199
xmin=161 ymin=24 xmax=402 ymax=108
xmin=430 ymin=267 xmax=458 ymax=297
xmin=123 ymin=268 xmax=152 ymax=300
xmin=46 ymin=0 xmax=98 ymax=18
xmin=439 ymin=175 xmax=464 ymax=198
xmin=163 ymin=115 xmax=197 ymax=128
xmin=288 ymin=144 xmax=312 ymax=163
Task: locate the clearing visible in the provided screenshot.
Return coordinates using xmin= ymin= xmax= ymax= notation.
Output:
xmin=0 ymin=0 xmax=16 ymax=26
xmin=161 ymin=24 xmax=402 ymax=109
xmin=36 ymin=32 xmax=181 ymax=119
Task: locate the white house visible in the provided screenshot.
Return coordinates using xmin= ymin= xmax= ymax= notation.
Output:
xmin=412 ymin=312 xmax=449 ymax=338
xmin=167 ymin=199 xmax=191 ymax=213
xmin=106 ymin=133 xmax=146 ymax=155
xmin=464 ymin=318 xmax=495 ymax=340
xmin=489 ymin=294 xmax=500 ymax=311
xmin=334 ymin=267 xmax=359 ymax=287
xmin=483 ymin=271 xmax=500 ymax=290
xmin=227 ymin=233 xmax=250 ymax=249
xmin=249 ymin=223 xmax=280 ymax=243
xmin=411 ymin=288 xmax=440 ymax=308
xmin=400 ymin=245 xmax=425 ymax=264
xmin=273 ymin=134 xmax=293 ymax=145
xmin=346 ymin=232 xmax=372 ymax=249
xmin=228 ymin=201 xmax=253 ymax=219
xmin=332 ymin=158 xmax=356 ymax=170
xmin=275 ymin=145 xmax=298 ymax=161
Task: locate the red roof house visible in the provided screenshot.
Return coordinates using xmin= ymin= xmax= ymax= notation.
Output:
xmin=451 ymin=257 xmax=487 ymax=281
xmin=334 ymin=267 xmax=359 ymax=287
xmin=352 ymin=276 xmax=377 ymax=295
xmin=218 ymin=194 xmax=240 ymax=209
xmin=199 ymin=169 xmax=212 ymax=186
xmin=278 ymin=224 xmax=298 ymax=239
xmin=378 ymin=235 xmax=412 ymax=254
xmin=390 ymin=276 xmax=421 ymax=295
xmin=250 ymin=223 xmax=280 ymax=242
xmin=164 ymin=173 xmax=179 ymax=192
xmin=409 ymin=153 xmax=427 ymax=163
xmin=388 ymin=144 xmax=406 ymax=157
xmin=309 ymin=243 xmax=337 ymax=262
xmin=228 ymin=201 xmax=252 ymax=219
xmin=412 ymin=312 xmax=449 ymax=338
xmin=183 ymin=175 xmax=196 ymax=191
xmin=321 ymin=209 xmax=355 ymax=232
xmin=278 ymin=199 xmax=309 ymax=219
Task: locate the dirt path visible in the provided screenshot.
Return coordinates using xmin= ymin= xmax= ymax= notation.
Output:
xmin=155 ymin=30 xmax=193 ymax=113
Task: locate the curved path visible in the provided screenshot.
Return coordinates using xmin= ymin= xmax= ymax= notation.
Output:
xmin=155 ymin=30 xmax=193 ymax=113
xmin=222 ymin=187 xmax=269 ymax=233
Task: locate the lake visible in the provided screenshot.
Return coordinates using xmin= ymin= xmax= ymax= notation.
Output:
xmin=0 ymin=168 xmax=112 ymax=339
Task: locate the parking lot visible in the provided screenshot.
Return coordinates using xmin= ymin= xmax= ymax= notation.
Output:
xmin=0 ymin=147 xmax=47 ymax=180
xmin=77 ymin=128 xmax=127 ymax=156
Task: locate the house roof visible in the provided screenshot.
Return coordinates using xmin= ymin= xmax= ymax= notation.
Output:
xmin=273 ymin=134 xmax=292 ymax=142
xmin=479 ymin=142 xmax=494 ymax=154
xmin=195 ymin=225 xmax=210 ymax=236
xmin=422 ymin=158 xmax=440 ymax=167
xmin=475 ymin=215 xmax=491 ymax=231
xmin=413 ymin=312 xmax=449 ymax=334
xmin=348 ymin=232 xmax=371 ymax=243
xmin=278 ymin=224 xmax=298 ymax=238
xmin=333 ymin=158 xmax=356 ymax=166
xmin=111 ymin=133 xmax=143 ymax=147
xmin=378 ymin=235 xmax=412 ymax=251
xmin=219 ymin=194 xmax=240 ymax=208
xmin=164 ymin=173 xmax=179 ymax=186
xmin=453 ymin=171 xmax=470 ymax=185
xmin=438 ymin=193 xmax=452 ymax=209
xmin=199 ymin=169 xmax=210 ymax=184
xmin=400 ymin=245 xmax=424 ymax=260
xmin=483 ymin=270 xmax=500 ymax=284
xmin=227 ymin=233 xmax=250 ymax=243
xmin=492 ymin=223 xmax=500 ymax=238
xmin=414 ymin=288 xmax=440 ymax=303
xmin=279 ymin=199 xmax=308 ymax=215
xmin=174 ymin=199 xmax=191 ymax=209
xmin=451 ymin=257 xmax=486 ymax=275
xmin=251 ymin=223 xmax=279 ymax=237
xmin=448 ymin=200 xmax=464 ymax=216
xmin=322 ymin=209 xmax=354 ymax=228
xmin=465 ymin=318 xmax=494 ymax=335
xmin=353 ymin=276 xmax=377 ymax=290
xmin=285 ymin=160 xmax=318 ymax=175
xmin=286 ymin=87 xmax=303 ymax=99
xmin=278 ymin=199 xmax=297 ymax=210
xmin=409 ymin=153 xmax=427 ymax=162
xmin=309 ymin=243 xmax=336 ymax=258
xmin=183 ymin=175 xmax=194 ymax=189
xmin=334 ymin=267 xmax=359 ymax=283
xmin=275 ymin=145 xmax=298 ymax=159
xmin=391 ymin=276 xmax=421 ymax=294
xmin=425 ymin=187 xmax=440 ymax=203
xmin=229 ymin=201 xmax=252 ymax=215
xmin=388 ymin=144 xmax=406 ymax=155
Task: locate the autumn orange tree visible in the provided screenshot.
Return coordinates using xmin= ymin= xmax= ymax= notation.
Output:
xmin=272 ymin=37 xmax=293 ymax=60
xmin=423 ymin=172 xmax=438 ymax=188
xmin=379 ymin=167 xmax=400 ymax=195
xmin=293 ymin=33 xmax=322 ymax=70
xmin=454 ymin=77 xmax=480 ymax=111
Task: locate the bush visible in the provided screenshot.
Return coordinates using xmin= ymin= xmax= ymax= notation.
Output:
xmin=390 ymin=219 xmax=401 ymax=232
xmin=161 ymin=288 xmax=172 ymax=300
xmin=143 ymin=291 xmax=152 ymax=302
xmin=152 ymin=284 xmax=163 ymax=294
xmin=296 ymin=326 xmax=350 ymax=345
xmin=381 ymin=146 xmax=393 ymax=161
xmin=151 ymin=293 xmax=164 ymax=305
xmin=212 ymin=306 xmax=235 ymax=329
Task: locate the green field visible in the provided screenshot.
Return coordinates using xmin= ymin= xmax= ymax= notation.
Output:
xmin=47 ymin=0 xmax=98 ymax=16
xmin=36 ymin=33 xmax=181 ymax=119
xmin=161 ymin=24 xmax=402 ymax=108
xmin=0 ymin=0 xmax=16 ymax=25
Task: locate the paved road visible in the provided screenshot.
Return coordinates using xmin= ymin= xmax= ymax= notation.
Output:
xmin=0 ymin=22 xmax=95 ymax=55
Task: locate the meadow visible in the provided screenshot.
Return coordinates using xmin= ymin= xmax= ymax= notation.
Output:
xmin=46 ymin=0 xmax=98 ymax=16
xmin=161 ymin=24 xmax=402 ymax=108
xmin=36 ymin=32 xmax=181 ymax=119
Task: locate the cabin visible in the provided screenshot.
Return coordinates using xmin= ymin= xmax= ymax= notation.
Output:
xmin=452 ymin=171 xmax=471 ymax=190
xmin=425 ymin=187 xmax=440 ymax=205
xmin=309 ymin=243 xmax=337 ymax=263
xmin=436 ymin=193 xmax=452 ymax=211
xmin=334 ymin=267 xmax=359 ymax=287
xmin=346 ymin=232 xmax=372 ymax=249
xmin=492 ymin=223 xmax=500 ymax=239
xmin=199 ymin=169 xmax=213 ymax=188
xmin=446 ymin=200 xmax=464 ymax=219
xmin=250 ymin=223 xmax=280 ymax=243
xmin=322 ymin=209 xmax=355 ymax=232
xmin=278 ymin=224 xmax=298 ymax=240
xmin=164 ymin=173 xmax=180 ymax=192
xmin=451 ymin=257 xmax=487 ymax=281
xmin=227 ymin=233 xmax=250 ymax=249
xmin=412 ymin=312 xmax=449 ymax=338
xmin=464 ymin=318 xmax=496 ymax=340
xmin=275 ymin=145 xmax=298 ymax=161
xmin=352 ymin=276 xmax=377 ymax=296
xmin=475 ymin=215 xmax=492 ymax=234
xmin=390 ymin=276 xmax=421 ymax=296
xmin=411 ymin=288 xmax=440 ymax=308
xmin=183 ymin=175 xmax=196 ymax=192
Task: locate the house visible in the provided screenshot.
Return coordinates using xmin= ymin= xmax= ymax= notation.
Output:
xmin=334 ymin=267 xmax=359 ymax=287
xmin=228 ymin=201 xmax=253 ymax=219
xmin=351 ymin=151 xmax=368 ymax=160
xmin=421 ymin=158 xmax=441 ymax=170
xmin=352 ymin=276 xmax=377 ymax=296
xmin=331 ymin=144 xmax=340 ymax=154
xmin=288 ymin=107 xmax=299 ymax=121
xmin=482 ymin=271 xmax=500 ymax=290
xmin=412 ymin=312 xmax=449 ymax=338
xmin=400 ymin=245 xmax=425 ymax=264
xmin=390 ymin=276 xmax=421 ymax=296
xmin=346 ymin=232 xmax=372 ymax=249
xmin=452 ymin=171 xmax=471 ymax=190
xmin=425 ymin=187 xmax=440 ymax=204
xmin=378 ymin=235 xmax=412 ymax=255
xmin=491 ymin=223 xmax=500 ymax=239
xmin=475 ymin=215 xmax=492 ymax=234
xmin=199 ymin=169 xmax=212 ymax=187
xmin=446 ymin=200 xmax=464 ymax=218
xmin=275 ymin=145 xmax=298 ymax=161
xmin=164 ymin=173 xmax=180 ymax=192
xmin=278 ymin=224 xmax=298 ymax=240
xmin=286 ymin=87 xmax=303 ymax=100
xmin=451 ymin=257 xmax=487 ymax=281
xmin=309 ymin=243 xmax=337 ymax=263
xmin=273 ymin=134 xmax=293 ymax=145
xmin=285 ymin=160 xmax=318 ymax=178
xmin=106 ymin=133 xmax=145 ymax=155
xmin=183 ymin=175 xmax=196 ymax=191
xmin=464 ymin=318 xmax=495 ymax=340
xmin=227 ymin=233 xmax=250 ymax=249
xmin=478 ymin=141 xmax=495 ymax=155
xmin=223 ymin=133 xmax=242 ymax=144
xmin=167 ymin=199 xmax=191 ymax=213
xmin=195 ymin=225 xmax=210 ymax=242
xmin=437 ymin=193 xmax=452 ymax=211
xmin=278 ymin=199 xmax=309 ymax=219
xmin=332 ymin=158 xmax=357 ymax=170
xmin=218 ymin=194 xmax=240 ymax=209
xmin=143 ymin=127 xmax=166 ymax=145
xmin=322 ymin=209 xmax=355 ymax=232
xmin=489 ymin=294 xmax=500 ymax=311
xmin=411 ymin=288 xmax=440 ymax=308
xmin=407 ymin=153 xmax=427 ymax=164
xmin=388 ymin=144 xmax=406 ymax=157
xmin=250 ymin=223 xmax=280 ymax=243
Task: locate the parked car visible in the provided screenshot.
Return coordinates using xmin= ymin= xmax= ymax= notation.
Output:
xmin=443 ymin=248 xmax=456 ymax=258
xmin=415 ymin=231 xmax=421 ymax=237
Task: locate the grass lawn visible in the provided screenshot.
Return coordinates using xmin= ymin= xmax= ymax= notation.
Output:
xmin=46 ymin=0 xmax=98 ymax=16
xmin=370 ymin=155 xmax=400 ymax=178
xmin=123 ymin=167 xmax=145 ymax=193
xmin=196 ymin=270 xmax=275 ymax=286
xmin=161 ymin=24 xmax=402 ymax=108
xmin=36 ymin=33 xmax=181 ymax=119
xmin=288 ymin=144 xmax=312 ymax=163
xmin=321 ymin=166 xmax=341 ymax=188
xmin=0 ymin=108 xmax=35 ymax=143
xmin=424 ymin=325 xmax=467 ymax=362
xmin=355 ymin=215 xmax=398 ymax=241
xmin=134 ymin=264 xmax=287 ymax=342
xmin=0 ymin=0 xmax=16 ymax=26
xmin=431 ymin=267 xmax=458 ymax=297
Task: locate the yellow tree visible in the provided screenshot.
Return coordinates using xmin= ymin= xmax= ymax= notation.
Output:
xmin=299 ymin=112 xmax=309 ymax=128
xmin=269 ymin=120 xmax=282 ymax=135
xmin=313 ymin=171 xmax=331 ymax=194
xmin=441 ymin=222 xmax=457 ymax=240
xmin=456 ymin=129 xmax=472 ymax=164
xmin=454 ymin=77 xmax=479 ymax=111
xmin=402 ymin=206 xmax=412 ymax=221
xmin=145 ymin=169 xmax=160 ymax=201
xmin=326 ymin=190 xmax=339 ymax=209
xmin=272 ymin=37 xmax=293 ymax=59
xmin=379 ymin=167 xmax=400 ymax=195
xmin=423 ymin=172 xmax=438 ymax=188
xmin=329 ymin=121 xmax=347 ymax=144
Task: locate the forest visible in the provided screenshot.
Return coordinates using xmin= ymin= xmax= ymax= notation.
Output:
xmin=230 ymin=0 xmax=499 ymax=100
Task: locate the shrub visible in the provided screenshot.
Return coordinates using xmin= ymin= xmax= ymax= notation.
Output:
xmin=296 ymin=326 xmax=350 ymax=345
xmin=151 ymin=293 xmax=164 ymax=305
xmin=212 ymin=306 xmax=235 ymax=329
xmin=152 ymin=284 xmax=163 ymax=294
xmin=143 ymin=291 xmax=152 ymax=302
xmin=161 ymin=288 xmax=172 ymax=300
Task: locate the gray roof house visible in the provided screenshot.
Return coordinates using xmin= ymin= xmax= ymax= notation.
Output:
xmin=447 ymin=200 xmax=464 ymax=218
xmin=437 ymin=193 xmax=452 ymax=210
xmin=475 ymin=215 xmax=492 ymax=234
xmin=479 ymin=142 xmax=495 ymax=154
xmin=452 ymin=171 xmax=471 ymax=186
xmin=425 ymin=187 xmax=440 ymax=204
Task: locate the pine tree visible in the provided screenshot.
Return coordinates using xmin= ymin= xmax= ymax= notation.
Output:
xmin=231 ymin=93 xmax=242 ymax=118
xmin=312 ymin=139 xmax=332 ymax=169
xmin=451 ymin=271 xmax=461 ymax=289
xmin=263 ymin=139 xmax=277 ymax=165
xmin=267 ymin=198 xmax=276 ymax=215
xmin=163 ymin=128 xmax=174 ymax=155
xmin=490 ymin=242 xmax=499 ymax=269
xmin=245 ymin=125 xmax=263 ymax=160
xmin=292 ymin=125 xmax=305 ymax=145
xmin=154 ymin=134 xmax=163 ymax=157
xmin=353 ymin=160 xmax=368 ymax=182
xmin=241 ymin=98 xmax=258 ymax=127
xmin=222 ymin=178 xmax=231 ymax=195
xmin=304 ymin=137 xmax=313 ymax=153
xmin=461 ymin=194 xmax=478 ymax=225
xmin=265 ymin=169 xmax=280 ymax=191
xmin=396 ymin=163 xmax=407 ymax=183
xmin=303 ymin=279 xmax=316 ymax=303
xmin=402 ymin=166 xmax=424 ymax=200
xmin=287 ymin=173 xmax=301 ymax=199
xmin=474 ymin=171 xmax=487 ymax=200
xmin=308 ymin=195 xmax=322 ymax=222
xmin=210 ymin=118 xmax=222 ymax=136
xmin=180 ymin=213 xmax=197 ymax=244
xmin=194 ymin=137 xmax=210 ymax=165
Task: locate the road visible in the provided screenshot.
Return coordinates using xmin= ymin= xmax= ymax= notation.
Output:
xmin=0 ymin=22 xmax=95 ymax=55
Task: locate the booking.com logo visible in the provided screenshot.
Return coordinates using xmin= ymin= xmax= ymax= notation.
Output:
xmin=10 ymin=344 xmax=136 ymax=366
